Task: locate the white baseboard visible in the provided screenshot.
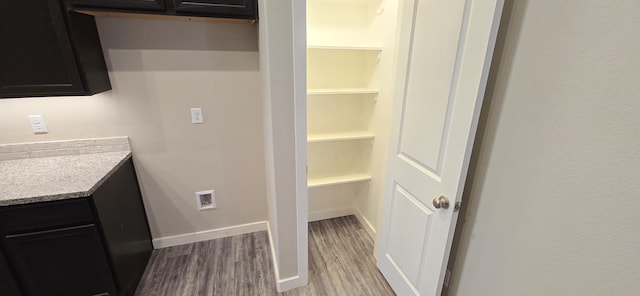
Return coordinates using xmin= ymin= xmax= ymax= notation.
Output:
xmin=153 ymin=220 xmax=307 ymax=291
xmin=152 ymin=221 xmax=268 ymax=249
xmin=277 ymin=275 xmax=306 ymax=292
xmin=308 ymin=207 xmax=354 ymax=222
xmin=266 ymin=223 xmax=307 ymax=292
xmin=353 ymin=206 xmax=376 ymax=239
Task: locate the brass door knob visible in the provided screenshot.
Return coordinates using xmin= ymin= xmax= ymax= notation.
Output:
xmin=433 ymin=195 xmax=450 ymax=209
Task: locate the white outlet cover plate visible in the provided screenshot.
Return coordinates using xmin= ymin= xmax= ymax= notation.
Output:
xmin=191 ymin=108 xmax=204 ymax=124
xmin=28 ymin=115 xmax=48 ymax=134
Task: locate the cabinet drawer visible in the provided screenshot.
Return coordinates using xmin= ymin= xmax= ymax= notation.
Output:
xmin=0 ymin=198 xmax=94 ymax=234
xmin=69 ymin=0 xmax=166 ymax=12
xmin=170 ymin=0 xmax=256 ymax=19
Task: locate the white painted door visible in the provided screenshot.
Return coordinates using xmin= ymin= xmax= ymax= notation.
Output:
xmin=376 ymin=0 xmax=503 ymax=295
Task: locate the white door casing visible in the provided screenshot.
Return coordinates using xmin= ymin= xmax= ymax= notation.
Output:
xmin=375 ymin=0 xmax=504 ymax=295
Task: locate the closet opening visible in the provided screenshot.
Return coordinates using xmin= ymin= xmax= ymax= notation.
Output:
xmin=306 ymin=0 xmax=397 ymax=234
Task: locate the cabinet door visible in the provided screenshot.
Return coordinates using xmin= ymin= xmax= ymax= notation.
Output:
xmin=69 ymin=0 xmax=166 ymax=11
xmin=0 ymin=0 xmax=84 ymax=98
xmin=170 ymin=0 xmax=256 ymax=19
xmin=0 ymin=248 xmax=22 ymax=296
xmin=4 ymin=224 xmax=117 ymax=296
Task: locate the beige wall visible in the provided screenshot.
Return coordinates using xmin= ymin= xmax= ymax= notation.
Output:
xmin=449 ymin=1 xmax=640 ymax=295
xmin=0 ymin=17 xmax=268 ymax=239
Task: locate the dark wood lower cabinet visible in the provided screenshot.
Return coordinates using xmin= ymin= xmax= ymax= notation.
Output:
xmin=92 ymin=159 xmax=153 ymax=296
xmin=4 ymin=225 xmax=118 ymax=296
xmin=0 ymin=248 xmax=22 ymax=296
xmin=0 ymin=158 xmax=152 ymax=296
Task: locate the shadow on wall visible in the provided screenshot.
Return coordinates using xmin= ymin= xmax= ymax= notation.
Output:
xmin=442 ymin=0 xmax=524 ymax=295
xmin=96 ymin=16 xmax=258 ymax=51
xmin=97 ymin=16 xmax=259 ymax=72
xmin=133 ymin=159 xmax=191 ymax=240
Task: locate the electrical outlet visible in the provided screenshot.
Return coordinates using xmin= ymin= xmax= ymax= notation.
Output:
xmin=191 ymin=108 xmax=204 ymax=124
xmin=195 ymin=190 xmax=216 ymax=210
xmin=28 ymin=115 xmax=48 ymax=134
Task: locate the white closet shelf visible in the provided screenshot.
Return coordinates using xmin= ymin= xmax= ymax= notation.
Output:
xmin=307 ymin=88 xmax=379 ymax=95
xmin=307 ymin=0 xmax=372 ymax=4
xmin=307 ymin=44 xmax=383 ymax=51
xmin=308 ymin=132 xmax=375 ymax=143
xmin=308 ymin=173 xmax=372 ymax=188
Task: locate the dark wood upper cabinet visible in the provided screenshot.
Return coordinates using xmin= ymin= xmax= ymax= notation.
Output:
xmin=70 ymin=0 xmax=166 ymax=12
xmin=66 ymin=0 xmax=257 ymax=20
xmin=170 ymin=0 xmax=256 ymax=19
xmin=0 ymin=0 xmax=110 ymax=98
xmin=0 ymin=0 xmax=255 ymax=98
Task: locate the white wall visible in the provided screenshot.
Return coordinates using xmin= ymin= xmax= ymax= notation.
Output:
xmin=0 ymin=17 xmax=268 ymax=240
xmin=353 ymin=0 xmax=400 ymax=235
xmin=449 ymin=1 xmax=640 ymax=295
xmin=259 ymin=0 xmax=308 ymax=290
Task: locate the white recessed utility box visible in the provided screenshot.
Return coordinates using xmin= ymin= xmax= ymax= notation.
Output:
xmin=195 ymin=190 xmax=216 ymax=210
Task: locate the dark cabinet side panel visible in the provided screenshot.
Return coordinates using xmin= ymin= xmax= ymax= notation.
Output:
xmin=4 ymin=224 xmax=118 ymax=296
xmin=92 ymin=158 xmax=153 ymax=296
xmin=169 ymin=0 xmax=256 ymax=19
xmin=63 ymin=11 xmax=112 ymax=95
xmin=0 ymin=0 xmax=84 ymax=97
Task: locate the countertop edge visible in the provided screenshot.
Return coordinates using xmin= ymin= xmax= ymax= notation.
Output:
xmin=86 ymin=151 xmax=132 ymax=196
xmin=0 ymin=152 xmax=133 ymax=207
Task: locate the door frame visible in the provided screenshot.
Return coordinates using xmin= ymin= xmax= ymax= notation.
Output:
xmin=275 ymin=0 xmax=503 ymax=293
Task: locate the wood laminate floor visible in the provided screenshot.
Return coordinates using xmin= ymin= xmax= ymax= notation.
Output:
xmin=134 ymin=216 xmax=394 ymax=296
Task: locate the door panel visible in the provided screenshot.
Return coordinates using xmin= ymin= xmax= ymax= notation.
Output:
xmin=376 ymin=0 xmax=504 ymax=295
xmin=386 ymin=184 xmax=434 ymax=288
xmin=0 ymin=248 xmax=21 ymax=296
xmin=4 ymin=225 xmax=118 ymax=296
xmin=0 ymin=0 xmax=84 ymax=97
xmin=398 ymin=0 xmax=466 ymax=174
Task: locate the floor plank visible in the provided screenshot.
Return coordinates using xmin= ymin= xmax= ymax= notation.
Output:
xmin=134 ymin=216 xmax=394 ymax=295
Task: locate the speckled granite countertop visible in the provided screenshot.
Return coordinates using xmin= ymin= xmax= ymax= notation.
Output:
xmin=0 ymin=151 xmax=131 ymax=206
xmin=0 ymin=137 xmax=132 ymax=206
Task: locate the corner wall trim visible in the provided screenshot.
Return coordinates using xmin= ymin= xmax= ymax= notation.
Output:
xmin=267 ymin=222 xmax=307 ymax=292
xmin=152 ymin=221 xmax=268 ymax=249
xmin=353 ymin=206 xmax=377 ymax=239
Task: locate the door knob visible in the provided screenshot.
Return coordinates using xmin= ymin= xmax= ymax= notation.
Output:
xmin=432 ymin=195 xmax=450 ymax=209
